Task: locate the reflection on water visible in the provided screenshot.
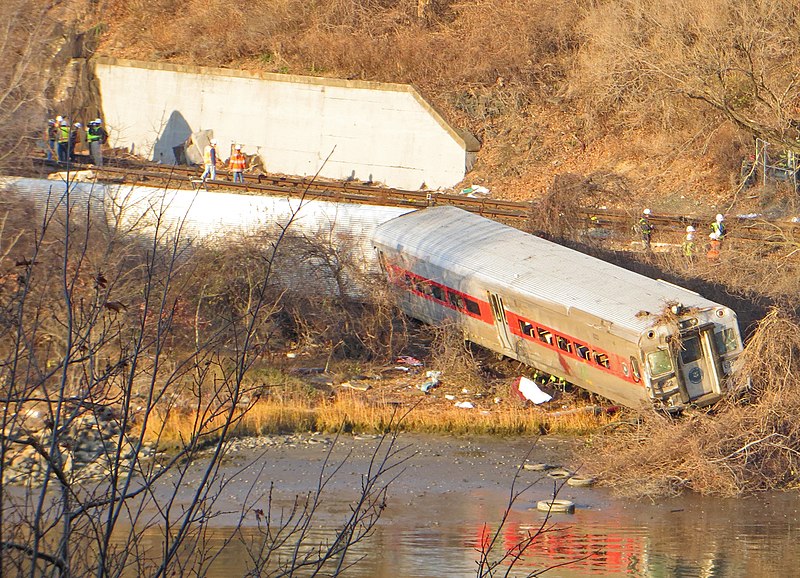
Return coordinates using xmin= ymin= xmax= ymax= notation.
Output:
xmin=173 ymin=490 xmax=799 ymax=577
xmin=118 ymin=434 xmax=799 ymax=577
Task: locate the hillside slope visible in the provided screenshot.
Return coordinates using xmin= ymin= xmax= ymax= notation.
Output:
xmin=87 ymin=0 xmax=799 ymax=216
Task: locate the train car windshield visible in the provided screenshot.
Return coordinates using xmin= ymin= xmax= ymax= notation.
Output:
xmin=647 ymin=349 xmax=673 ymax=376
xmin=714 ymin=328 xmax=739 ymax=353
xmin=680 ymin=336 xmax=703 ymax=364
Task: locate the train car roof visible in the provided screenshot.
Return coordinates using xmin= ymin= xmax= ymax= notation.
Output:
xmin=372 ymin=206 xmax=726 ymax=336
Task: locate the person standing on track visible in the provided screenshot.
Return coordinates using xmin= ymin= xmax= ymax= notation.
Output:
xmin=201 ymin=139 xmax=219 ymax=182
xmin=638 ymin=208 xmax=654 ymax=250
xmin=711 ymin=213 xmax=726 ymax=241
xmin=69 ymin=122 xmax=82 ymax=162
xmin=45 ymin=119 xmax=57 ymax=161
xmin=57 ymin=118 xmax=70 ymax=163
xmin=683 ymin=225 xmax=696 ymax=261
xmin=707 ymin=232 xmax=721 ymax=262
xmin=229 ymin=144 xmax=246 ymax=183
xmin=86 ymin=118 xmax=108 ymax=167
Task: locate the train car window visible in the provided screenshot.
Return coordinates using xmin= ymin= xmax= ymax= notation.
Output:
xmin=680 ymin=336 xmax=702 ymax=364
xmin=448 ymin=292 xmax=465 ymax=310
xmin=621 ymin=362 xmax=629 ymax=376
xmin=519 ymin=321 xmax=535 ymax=337
xmin=594 ymin=352 xmax=610 ymax=368
xmin=714 ymin=328 xmax=739 ymax=353
xmin=556 ymin=336 xmax=572 ymax=353
xmin=630 ymin=356 xmax=641 ymax=382
xmin=431 ymin=285 xmax=444 ymax=301
xmin=647 ymin=350 xmax=673 ymax=376
xmin=464 ymin=298 xmax=481 ymax=316
xmin=416 ymin=281 xmax=433 ymax=296
xmin=537 ymin=328 xmax=553 ymax=345
xmin=575 ymin=344 xmax=590 ymax=359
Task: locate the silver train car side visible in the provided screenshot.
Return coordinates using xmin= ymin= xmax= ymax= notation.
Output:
xmin=372 ymin=206 xmax=745 ymax=410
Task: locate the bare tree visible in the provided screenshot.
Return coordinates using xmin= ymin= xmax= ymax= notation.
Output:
xmin=0 ymin=169 xmax=402 ymax=577
xmin=574 ymin=0 xmax=800 ymax=150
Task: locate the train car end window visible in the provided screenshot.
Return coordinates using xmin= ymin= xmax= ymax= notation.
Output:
xmin=575 ymin=344 xmax=590 ymax=360
xmin=556 ymin=336 xmax=572 ymax=353
xmin=594 ymin=352 xmax=610 ymax=368
xmin=537 ymin=328 xmax=553 ymax=345
xmin=519 ymin=321 xmax=535 ymax=337
xmin=647 ymin=350 xmax=673 ymax=376
xmin=714 ymin=328 xmax=739 ymax=353
xmin=464 ymin=298 xmax=481 ymax=316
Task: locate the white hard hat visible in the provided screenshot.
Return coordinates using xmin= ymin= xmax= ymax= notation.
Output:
xmin=74 ymin=122 xmax=82 ymax=128
xmin=56 ymin=115 xmax=63 ymax=122
xmin=643 ymin=208 xmax=651 ymax=215
xmin=210 ymin=138 xmax=218 ymax=145
xmin=94 ymin=118 xmax=102 ymax=124
xmin=686 ymin=226 xmax=695 ymax=232
xmin=716 ymin=213 xmax=724 ymax=222
xmin=709 ymin=232 xmax=719 ymax=240
xmin=235 ymin=144 xmax=241 ymax=150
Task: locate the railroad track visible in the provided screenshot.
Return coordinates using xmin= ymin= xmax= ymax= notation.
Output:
xmin=31 ymin=157 xmax=800 ymax=244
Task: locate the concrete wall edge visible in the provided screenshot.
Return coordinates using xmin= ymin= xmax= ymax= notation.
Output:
xmin=92 ymin=56 xmax=478 ymax=153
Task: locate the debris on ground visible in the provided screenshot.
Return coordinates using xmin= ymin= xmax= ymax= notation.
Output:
xmin=338 ymin=381 xmax=371 ymax=391
xmin=417 ymin=370 xmax=442 ymax=393
xmin=396 ymin=355 xmax=423 ymax=367
xmin=454 ymin=401 xmax=474 ymax=409
xmin=513 ymin=376 xmax=553 ymax=404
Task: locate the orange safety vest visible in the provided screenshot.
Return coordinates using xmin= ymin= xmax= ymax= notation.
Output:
xmin=229 ymin=152 xmax=246 ymax=171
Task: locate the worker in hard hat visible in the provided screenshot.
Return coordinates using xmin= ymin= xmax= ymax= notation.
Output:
xmin=69 ymin=122 xmax=82 ymax=162
xmin=707 ymin=232 xmax=721 ymax=262
xmin=710 ymin=213 xmax=726 ymax=240
xmin=86 ymin=118 xmax=108 ymax=167
xmin=57 ymin=118 xmax=70 ymax=163
xmin=201 ymin=138 xmax=219 ymax=182
xmin=683 ymin=225 xmax=696 ymax=260
xmin=45 ymin=119 xmax=58 ymax=161
xmin=638 ymin=208 xmax=654 ymax=250
xmin=229 ymin=144 xmax=246 ymax=183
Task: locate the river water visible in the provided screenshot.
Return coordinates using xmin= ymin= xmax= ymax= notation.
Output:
xmin=143 ymin=433 xmax=799 ymax=577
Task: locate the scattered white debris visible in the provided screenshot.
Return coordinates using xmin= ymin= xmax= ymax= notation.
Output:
xmin=516 ymin=376 xmax=552 ymax=404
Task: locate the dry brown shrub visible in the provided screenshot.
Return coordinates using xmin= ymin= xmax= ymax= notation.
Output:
xmin=527 ymin=171 xmax=630 ymax=240
xmin=425 ymin=321 xmax=486 ymax=391
xmin=581 ymin=307 xmax=800 ymax=498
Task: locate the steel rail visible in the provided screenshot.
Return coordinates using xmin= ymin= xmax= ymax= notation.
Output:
xmin=31 ymin=157 xmax=800 ymax=243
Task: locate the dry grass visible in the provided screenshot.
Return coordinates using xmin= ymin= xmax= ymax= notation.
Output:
xmin=145 ymin=393 xmax=617 ymax=446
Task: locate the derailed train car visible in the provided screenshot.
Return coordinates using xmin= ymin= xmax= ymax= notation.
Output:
xmin=372 ymin=206 xmax=745 ymax=410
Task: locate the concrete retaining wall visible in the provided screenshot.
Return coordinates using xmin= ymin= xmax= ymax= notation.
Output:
xmin=93 ymin=57 xmax=478 ymax=191
xmin=1 ymin=176 xmax=412 ymax=295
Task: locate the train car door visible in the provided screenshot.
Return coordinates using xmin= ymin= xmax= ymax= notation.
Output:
xmin=678 ymin=329 xmax=721 ymax=399
xmin=487 ymin=292 xmax=515 ymax=353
